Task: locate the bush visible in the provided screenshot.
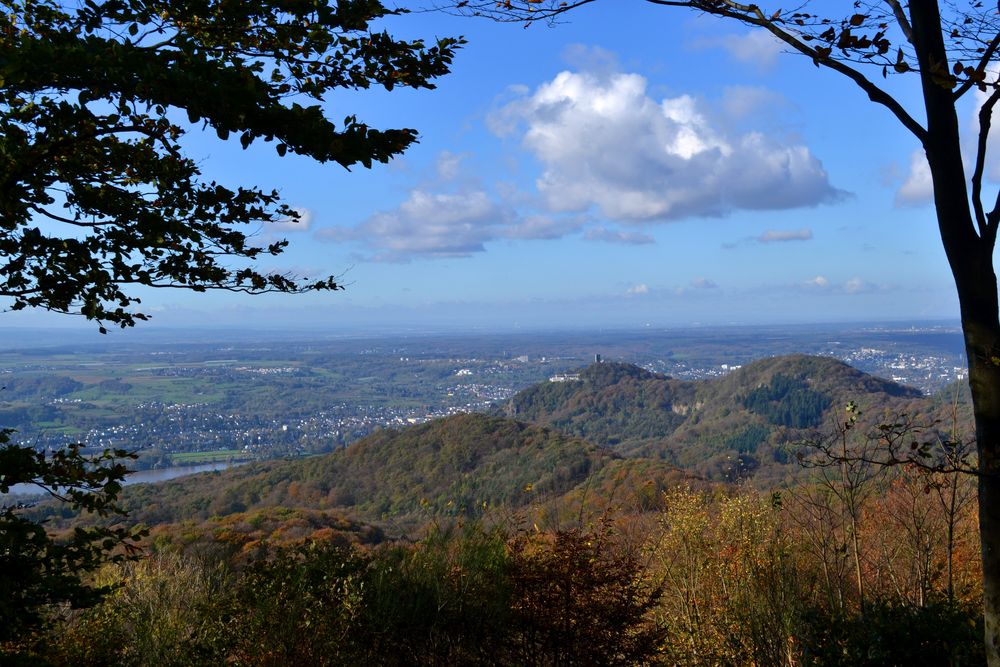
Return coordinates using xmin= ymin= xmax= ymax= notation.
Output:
xmin=507 ymin=520 xmax=665 ymax=666
xmin=40 ymin=519 xmax=667 ymax=666
xmin=799 ymin=600 xmax=985 ymax=667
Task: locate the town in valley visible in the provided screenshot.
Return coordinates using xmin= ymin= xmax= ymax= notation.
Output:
xmin=0 ymin=321 xmax=968 ymax=473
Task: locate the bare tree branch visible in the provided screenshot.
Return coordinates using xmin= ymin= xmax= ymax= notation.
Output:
xmin=971 ymin=88 xmax=1000 ymax=238
xmin=28 ymin=206 xmax=112 ymax=228
xmin=447 ymin=0 xmax=927 ymax=139
xmin=698 ymin=0 xmax=927 ymax=140
xmin=954 ymin=31 xmax=1000 ymax=100
xmin=884 ymin=0 xmax=915 ymax=44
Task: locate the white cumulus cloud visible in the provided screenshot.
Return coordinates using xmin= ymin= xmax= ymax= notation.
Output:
xmin=317 ymin=190 xmax=586 ymax=262
xmin=493 ymin=69 xmax=842 ymax=222
xmin=896 ymin=149 xmax=933 ymax=207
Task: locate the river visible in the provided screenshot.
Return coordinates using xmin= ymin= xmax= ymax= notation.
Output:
xmin=3 ymin=462 xmax=238 ymax=499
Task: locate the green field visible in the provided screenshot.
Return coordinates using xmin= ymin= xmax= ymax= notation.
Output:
xmin=171 ymin=450 xmax=249 ymax=465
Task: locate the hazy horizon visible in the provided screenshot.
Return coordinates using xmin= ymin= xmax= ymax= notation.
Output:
xmin=0 ymin=317 xmax=964 ymax=351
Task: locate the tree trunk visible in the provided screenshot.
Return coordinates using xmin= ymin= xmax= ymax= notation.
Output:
xmin=908 ymin=1 xmax=1000 ymax=660
xmin=928 ymin=163 xmax=1000 ymax=665
xmin=963 ymin=313 xmax=1000 ymax=664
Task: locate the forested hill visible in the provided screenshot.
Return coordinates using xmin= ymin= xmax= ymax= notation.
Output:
xmin=499 ymin=355 xmax=941 ymax=484
xmin=499 ymin=361 xmax=695 ymax=448
xmin=72 ymin=355 xmax=958 ymax=529
xmin=113 ymin=413 xmax=622 ymax=528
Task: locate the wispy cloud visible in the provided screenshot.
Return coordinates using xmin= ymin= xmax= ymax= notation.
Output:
xmin=435 ymin=150 xmax=465 ymax=181
xmin=721 ymin=86 xmax=787 ymax=119
xmin=584 ymin=226 xmax=655 ymax=245
xmin=844 ymin=277 xmax=874 ymax=294
xmin=712 ymin=30 xmax=784 ymax=69
xmin=758 ymin=228 xmax=813 ymax=243
xmin=800 ymin=275 xmax=886 ymax=294
xmin=316 ymin=190 xmax=587 ymax=262
xmin=724 ymin=227 xmax=814 ymax=248
xmin=690 ymin=277 xmax=719 ymax=289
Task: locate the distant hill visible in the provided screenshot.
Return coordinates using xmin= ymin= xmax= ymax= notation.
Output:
xmin=143 ymin=507 xmax=389 ymax=560
xmin=114 ymin=414 xmax=622 ymax=528
xmin=60 ymin=355 xmax=965 ymax=532
xmin=499 ymin=361 xmax=694 ymax=447
xmin=499 ymin=355 xmax=944 ymax=485
xmin=67 ymin=411 xmax=709 ymax=532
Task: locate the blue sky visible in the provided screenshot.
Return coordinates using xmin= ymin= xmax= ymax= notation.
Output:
xmin=20 ymin=2 xmax=971 ymax=334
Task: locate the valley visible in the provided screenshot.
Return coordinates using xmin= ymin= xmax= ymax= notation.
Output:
xmin=13 ymin=324 xmax=983 ymax=665
xmin=0 ymin=322 xmax=968 ymax=476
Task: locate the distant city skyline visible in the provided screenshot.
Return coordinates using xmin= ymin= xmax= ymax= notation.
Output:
xmin=16 ymin=3 xmax=966 ymax=337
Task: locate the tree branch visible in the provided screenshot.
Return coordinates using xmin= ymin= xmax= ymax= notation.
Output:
xmin=29 ymin=206 xmax=111 ymax=228
xmin=448 ymin=0 xmax=928 ymax=139
xmin=431 ymin=0 xmax=597 ymax=23
xmin=971 ymin=88 xmax=1000 ymax=238
xmin=673 ymin=0 xmax=927 ymax=140
xmin=986 ymin=190 xmax=1000 ymax=251
xmin=883 ymin=0 xmax=914 ymax=44
xmin=954 ymin=30 xmax=1000 ymax=100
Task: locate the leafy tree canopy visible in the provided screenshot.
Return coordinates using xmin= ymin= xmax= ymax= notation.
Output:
xmin=0 ymin=0 xmax=461 ymax=329
xmin=0 ymin=0 xmax=460 ymax=644
xmin=742 ymin=374 xmax=832 ymax=429
xmin=0 ymin=433 xmax=143 ymax=643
